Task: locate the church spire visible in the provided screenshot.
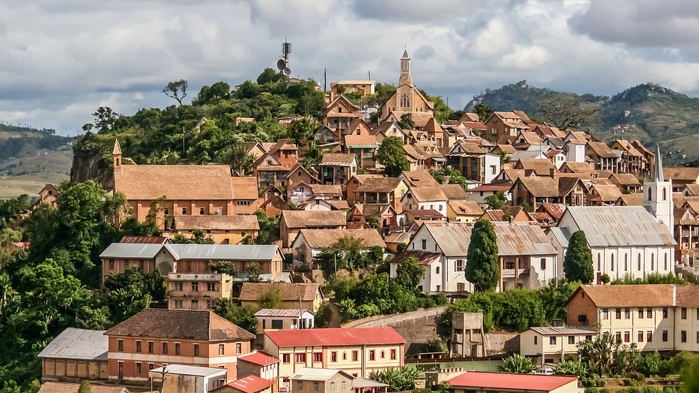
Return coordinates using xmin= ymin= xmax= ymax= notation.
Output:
xmin=399 ymin=49 xmax=412 ymax=86
xmin=655 ymin=144 xmax=664 ymax=182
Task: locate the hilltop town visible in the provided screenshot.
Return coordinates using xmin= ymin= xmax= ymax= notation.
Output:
xmin=3 ymin=50 xmax=699 ymax=393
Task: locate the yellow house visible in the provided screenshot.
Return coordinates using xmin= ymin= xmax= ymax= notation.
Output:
xmin=446 ymin=200 xmax=483 ymax=222
xmin=519 ymin=326 xmax=597 ymax=367
xmin=291 ymin=368 xmax=353 ymax=393
xmin=169 ymin=215 xmax=260 ymax=244
xmin=263 ymin=328 xmax=405 ymax=386
xmin=449 ymin=371 xmax=578 ymax=393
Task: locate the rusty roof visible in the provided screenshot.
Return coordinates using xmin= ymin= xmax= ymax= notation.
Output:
xmin=320 ymin=153 xmax=356 ymax=166
xmin=355 ymin=177 xmax=406 ymax=193
xmin=389 ymin=250 xmax=441 ymax=266
xmin=400 ymin=170 xmax=441 ymax=187
xmin=281 ymin=210 xmax=347 ymax=229
xmin=296 ymin=228 xmax=385 ymax=249
xmin=238 ymin=283 xmax=320 ymax=302
xmin=173 ymin=215 xmax=260 ymax=231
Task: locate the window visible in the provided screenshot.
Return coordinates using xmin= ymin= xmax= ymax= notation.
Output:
xmin=456 ymin=260 xmax=464 ymax=272
xmin=342 ymin=352 xmax=347 ymax=360
xmin=616 ymin=308 xmax=622 ymax=319
xmin=550 ymin=337 xmax=556 ymax=345
xmin=624 ymin=308 xmax=630 ymax=319
xmin=664 ymin=254 xmax=668 ymax=270
xmin=236 ymin=343 xmax=242 ymax=354
xmin=314 ymin=353 xmax=322 ymax=362
xmin=647 ymin=308 xmax=653 ymax=318
xmin=696 ymin=332 xmax=699 ymax=344
xmin=118 ymin=340 xmax=124 ymax=352
xmin=540 ymin=258 xmax=546 ymax=270
xmin=207 ymin=282 xmax=216 ymax=291
xmin=218 ymin=344 xmax=225 ymax=355
xmin=638 ymin=308 xmax=644 ymax=319
xmin=175 ymin=343 xmax=181 ymax=355
xmin=681 ymin=330 xmax=687 ymax=343
xmin=283 ymin=354 xmax=291 ymax=363
xmin=534 ymin=336 xmax=538 ymax=345
xmin=175 ymin=282 xmax=183 ymax=291
xmin=611 ymin=254 xmax=614 ymax=271
xmin=578 ymin=315 xmax=587 ymax=323
xmin=330 ymin=382 xmax=335 ymax=391
xmin=638 ymin=331 xmax=644 ymax=342
xmin=663 ymin=308 xmax=668 ymax=318
xmin=295 ymin=353 xmax=306 ymax=363
xmin=174 ymin=299 xmax=183 ymax=309
xmin=192 ymin=282 xmax=199 ymax=292
xmin=136 ymin=362 xmax=142 ymax=375
xmin=615 ymin=332 xmax=622 ymax=342
xmin=217 ymin=208 xmax=223 ymax=215
xmin=624 ymin=254 xmax=628 ymax=271
xmin=297 ymin=382 xmax=303 ymax=390
xmin=191 ymin=299 xmax=198 ymax=309
xmin=314 ymin=382 xmax=319 ymax=391
xmin=148 ymin=341 xmax=154 ymax=354
xmin=638 ymin=254 xmax=641 ymax=271
xmin=682 ymin=307 xmax=687 ymax=319
xmin=271 ymin=320 xmax=283 ymax=329
xmin=369 ymin=350 xmax=375 ymax=361
xmin=182 ymin=207 xmax=187 ymax=214
xmin=381 ymin=351 xmax=385 ymax=359
xmin=568 ymin=336 xmax=575 ymax=345
xmin=651 ymin=254 xmax=655 ymax=270
xmin=602 ymin=309 xmax=609 ymax=320
xmin=586 ymin=335 xmax=592 ymax=341
xmin=199 ymin=207 xmax=205 ymax=215
xmin=163 ymin=343 xmax=168 ymax=354
xmin=331 ymin=352 xmax=337 ymax=362
xmin=436 ymin=266 xmax=440 ymax=274
xmin=194 ymin=344 xmax=200 ymax=356
xmin=624 ymin=331 xmax=630 ymax=343
xmin=342 ymin=381 xmax=347 ymax=390
xmin=136 ymin=341 xmax=142 ymax=353
xmin=390 ymin=349 xmax=396 ymax=360
xmin=421 ymin=239 xmax=427 ymax=250
xmin=237 ymin=200 xmax=251 ymax=206
xmin=352 ymin=351 xmax=358 ymax=361
xmin=647 ymin=331 xmax=653 ymax=342
xmin=505 ymin=261 xmax=515 ymax=269
xmin=662 ymin=330 xmax=669 ymax=342
xmin=597 ymin=254 xmax=601 ymax=271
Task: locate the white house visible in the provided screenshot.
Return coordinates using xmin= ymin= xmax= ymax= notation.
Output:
xmin=400 ymin=221 xmax=559 ymax=293
xmin=552 ymin=206 xmax=676 ymax=283
xmin=290 ymin=228 xmax=386 ymax=268
xmin=563 ymin=140 xmax=586 ymax=163
xmin=400 ymin=187 xmax=448 ymax=215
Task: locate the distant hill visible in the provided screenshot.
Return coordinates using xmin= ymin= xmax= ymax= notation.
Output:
xmin=464 ymin=81 xmax=699 ymax=165
xmin=0 ymin=124 xmax=73 ymax=200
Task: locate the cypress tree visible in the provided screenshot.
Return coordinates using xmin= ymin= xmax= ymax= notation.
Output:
xmin=564 ymin=230 xmax=594 ymax=284
xmin=465 ymin=220 xmax=500 ymax=291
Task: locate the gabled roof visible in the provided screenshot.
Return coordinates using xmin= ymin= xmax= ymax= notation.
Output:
xmin=400 ymin=170 xmax=441 ymax=187
xmin=617 ymin=192 xmax=644 ymax=206
xmin=440 ymin=184 xmax=469 ymax=200
xmin=537 ymin=203 xmax=566 ymax=220
xmin=407 ymin=186 xmax=448 ymax=202
xmin=218 ymin=375 xmax=274 ymax=393
xmin=254 ymin=309 xmax=314 ymax=318
xmin=528 ymin=326 xmax=597 ymax=336
xmin=231 ymin=177 xmax=259 ymax=200
xmin=38 ymin=328 xmax=107 ymax=360
xmin=388 ymin=250 xmax=441 ymax=266
xmin=515 ymin=158 xmax=555 ymax=176
xmin=587 ymin=141 xmax=618 ymax=159
xmin=448 ymin=200 xmax=483 ymax=216
xmin=238 ymin=283 xmax=321 ymax=303
xmin=296 ymin=228 xmax=386 ymax=249
xmin=511 ymin=176 xmax=559 ymax=198
xmin=114 ymin=164 xmax=235 ymax=200
xmin=238 ymin=351 xmax=280 ymax=366
xmin=292 ymin=368 xmax=353 ymax=382
xmin=265 ymin=327 xmax=405 ymax=347
xmin=609 ymin=173 xmax=642 ymax=187
xmin=664 ymin=167 xmax=699 ymax=182
xmin=570 ymin=284 xmax=676 ymax=307
xmin=105 ymin=309 xmax=255 ymax=341
xmin=588 ymin=184 xmax=622 ymax=202
xmin=174 ymin=215 xmax=260 ymax=231
xmin=448 ymin=371 xmax=576 ymax=391
xmin=319 ymin=153 xmax=356 ymax=166
xmin=323 ymin=95 xmax=361 ymax=117
xmin=165 ymin=244 xmax=281 ymax=261
xmin=345 ymin=134 xmax=378 ymax=148
xmin=281 ymin=210 xmax=347 ymax=229
xmin=355 ymin=177 xmax=406 ymax=193
xmin=100 ymin=243 xmax=163 ymax=259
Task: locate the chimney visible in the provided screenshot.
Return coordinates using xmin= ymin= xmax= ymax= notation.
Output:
xmin=549 ymin=167 xmax=556 ymax=178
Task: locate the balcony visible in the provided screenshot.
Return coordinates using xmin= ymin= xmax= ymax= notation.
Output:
xmin=168 ymin=273 xmax=222 ymax=282
xmin=501 ymin=268 xmax=531 ymax=279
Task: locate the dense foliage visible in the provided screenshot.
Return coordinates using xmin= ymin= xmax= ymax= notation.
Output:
xmin=564 ymin=230 xmax=594 ymax=284
xmin=375 ymin=136 xmax=409 ymax=177
xmin=465 ymin=220 xmax=499 ymax=292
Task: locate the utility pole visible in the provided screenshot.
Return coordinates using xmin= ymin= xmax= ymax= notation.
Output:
xmin=182 ymin=126 xmax=185 ymax=157
xmin=323 ymin=68 xmax=327 ymax=92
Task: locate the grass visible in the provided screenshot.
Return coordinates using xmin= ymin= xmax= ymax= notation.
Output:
xmin=0 ymin=172 xmax=69 ymax=200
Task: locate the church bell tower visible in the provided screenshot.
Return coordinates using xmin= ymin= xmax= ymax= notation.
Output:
xmin=643 ymin=145 xmax=673 ymax=233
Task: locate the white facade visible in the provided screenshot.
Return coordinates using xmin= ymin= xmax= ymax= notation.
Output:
xmin=643 ymin=147 xmax=674 ymax=234
xmin=483 ymin=154 xmax=502 ymax=184
xmin=400 ymin=194 xmax=447 ymax=215
xmin=564 ymin=141 xmax=586 ymax=163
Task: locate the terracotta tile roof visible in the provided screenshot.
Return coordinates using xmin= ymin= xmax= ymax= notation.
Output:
xmin=664 ymin=167 xmax=699 ymax=182
xmin=105 ymin=309 xmax=255 ymax=341
xmin=589 ymin=184 xmax=623 ymax=202
xmin=401 ymin=170 xmax=441 ymax=187
xmin=38 ymin=382 xmax=127 ymax=393
xmin=557 ymin=177 xmax=584 ymax=197
xmin=355 ymin=177 xmax=405 ymax=193
xmin=389 ymin=111 xmax=434 ymax=128
xmin=537 ymin=203 xmax=566 ymax=220
xmin=470 ymin=183 xmax=512 ymax=192
xmin=611 ymin=139 xmax=643 ymax=156
xmin=448 ymin=371 xmax=576 ymax=391
xmin=440 ymin=184 xmax=469 ymax=200
xmin=389 ymin=250 xmax=441 ymax=266
xmin=459 ymin=112 xmax=480 ymax=122
xmin=308 ymin=184 xmax=343 ymax=196
xmin=408 ymin=186 xmax=448 ymax=202
xmin=683 ymin=184 xmax=699 ymax=196
xmin=448 ymin=141 xmax=488 ymax=155
xmin=345 ymin=134 xmax=378 ymax=147
xmin=448 ymin=200 xmax=483 ymax=216
xmin=675 ymin=285 xmax=699 ymax=307
xmin=326 ymin=200 xmax=349 ymax=210
xmin=238 ymin=283 xmax=321 ymax=303
xmin=119 ymin=236 xmax=170 ymax=244
xmin=494 ymin=144 xmax=517 ymax=154
xmin=587 ymin=141 xmax=618 ymax=159
xmin=297 ymin=228 xmax=386 ymax=249
xmin=422 ymin=117 xmax=444 ymax=134
xmin=231 ymin=177 xmax=260 ymax=200
xmin=609 ymin=173 xmax=642 ymax=187
xmin=512 ymin=176 xmax=559 ymax=197
xmin=320 ymin=153 xmax=356 ymax=166
xmin=404 ymin=209 xmax=445 ymax=219
xmin=483 ymin=206 xmax=525 ymax=221
xmin=174 ymin=215 xmax=260 ymax=231
xmin=114 ymin=164 xmax=235 ymax=200
xmin=221 ymin=375 xmax=274 ymax=393
xmin=515 ymin=159 xmax=555 ymax=176
xmin=281 ymin=210 xmax=346 ymax=229
xmin=265 ymin=327 xmax=405 ymax=347
xmin=573 ymin=284 xmax=676 ymax=307
xmin=403 ymin=144 xmax=425 ymax=160
xmin=617 ymin=192 xmax=644 ymax=206
xmin=516 ymin=131 xmax=544 ymax=146
xmin=238 ymin=351 xmax=279 ymax=366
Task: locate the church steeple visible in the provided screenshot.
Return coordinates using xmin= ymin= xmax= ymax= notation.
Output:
xmin=655 ymin=144 xmax=664 ymax=182
xmin=644 ymin=144 xmax=673 ymax=233
xmin=113 ymin=139 xmax=122 ymax=173
xmin=399 ymin=49 xmax=412 ymax=86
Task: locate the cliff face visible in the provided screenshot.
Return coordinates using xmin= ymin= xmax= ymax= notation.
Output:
xmin=69 ymin=153 xmax=113 ymax=190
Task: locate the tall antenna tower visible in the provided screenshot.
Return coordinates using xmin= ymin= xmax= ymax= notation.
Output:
xmin=276 ymin=39 xmax=292 ymax=77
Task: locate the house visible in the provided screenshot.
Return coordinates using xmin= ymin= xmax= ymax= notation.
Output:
xmin=350 ymin=204 xmax=399 ymax=230
xmin=288 ymin=182 xmax=343 ymax=206
xmin=400 ymin=170 xmax=441 ymax=188
xmin=331 ymin=80 xmax=375 ymax=95
xmin=323 ymin=95 xmax=362 ymax=135
xmin=586 ymin=184 xmax=622 ymax=206
xmin=608 ymin=173 xmax=642 ymax=193
xmin=512 ymin=131 xmax=544 ymax=151
xmin=237 ymin=283 xmax=324 ymax=313
xmin=170 ymin=215 xmax=260 ymax=244
xmin=379 ymin=50 xmax=434 ymax=121
xmin=479 ymin=206 xmax=530 ymax=223
xmin=38 ymin=328 xmax=108 ymax=382
xmin=345 ymin=174 xmax=383 ymax=206
xmin=400 ymin=187 xmax=448 ymax=215
xmin=291 ymin=228 xmax=386 ymax=268
xmin=285 ymin=164 xmax=320 ymax=189
xmin=445 ymin=141 xmax=501 ymax=184
xmin=254 ymin=153 xmax=290 ymax=189
xmin=254 ymin=309 xmax=315 ymax=334
xmin=36 ymin=183 xmax=58 ymax=207
xmin=352 ymin=177 xmax=408 ymax=211
xmin=552 ymin=206 xmax=676 ymax=283
xmin=317 ymin=154 xmax=358 ymax=185
xmin=446 ymin=200 xmax=484 ymax=222
xmin=514 ymin=158 xmax=555 ymax=177
xmin=448 ymin=371 xmax=578 ymax=393
xmin=519 ymin=326 xmax=597 ymax=366
xmin=149 ymin=364 xmax=228 ymax=393
xmin=37 ymin=382 xmax=128 ymax=393
xmin=664 ymin=167 xmax=699 ymax=192
xmin=105 ymin=309 xmax=255 ymax=383
xmin=279 ymin=210 xmax=347 ymax=249
xmin=484 ymin=111 xmax=531 ymax=143
xmin=291 ymin=368 xmax=353 ymax=393
xmin=230 ymin=177 xmax=261 ymax=215
xmin=237 ymin=351 xmax=279 ymax=383
xmin=373 ymin=121 xmax=406 ymax=145
xmin=263 ymin=327 xmax=405 ymax=385
xmin=586 ymin=141 xmax=619 ymax=173
xmin=469 ymin=183 xmax=513 ymax=205
xmin=610 ymin=139 xmax=647 ymax=175
xmin=302 ymin=199 xmax=349 ymax=213
xmin=211 ymin=375 xmax=274 ymax=393
xmin=566 ymin=284 xmax=699 ymax=353
xmin=388 ymin=251 xmax=442 ymax=293
xmin=404 ymin=221 xmax=559 ymax=292
xmin=510 ymin=176 xmax=559 ymax=209
xmin=344 ymin=134 xmax=378 ymax=169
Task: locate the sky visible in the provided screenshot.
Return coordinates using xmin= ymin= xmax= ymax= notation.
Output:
xmin=2 ymin=0 xmax=699 ymax=135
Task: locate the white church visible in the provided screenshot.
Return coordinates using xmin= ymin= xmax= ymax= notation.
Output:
xmin=548 ymin=146 xmax=676 ymax=283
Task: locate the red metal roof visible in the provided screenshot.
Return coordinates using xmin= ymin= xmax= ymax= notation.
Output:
xmin=448 ymin=371 xmax=577 ymax=392
xmin=225 ymin=375 xmax=274 ymax=393
xmin=238 ymin=351 xmax=279 ymax=366
xmin=265 ymin=327 xmax=405 ymax=347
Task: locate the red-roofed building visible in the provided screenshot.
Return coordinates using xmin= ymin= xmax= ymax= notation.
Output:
xmin=237 ymin=352 xmax=279 ymax=386
xmin=262 ymin=328 xmax=405 ymax=385
xmin=212 ymin=375 xmax=274 ymax=393
xmin=448 ymin=371 xmax=578 ymax=393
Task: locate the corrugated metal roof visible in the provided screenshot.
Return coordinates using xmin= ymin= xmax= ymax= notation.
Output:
xmin=38 ymin=328 xmax=107 ymax=360
xmin=254 ymin=308 xmax=314 ymax=317
xmin=547 ymin=227 xmax=570 ymax=249
xmin=292 ymin=368 xmax=351 ymax=381
xmin=529 ymin=326 xmax=597 ymax=336
xmin=99 ymin=243 xmax=163 ymax=259
xmin=562 ymin=206 xmax=676 ymax=247
xmin=150 ymin=364 xmax=227 ymax=377
xmin=165 ymin=244 xmax=280 ymax=261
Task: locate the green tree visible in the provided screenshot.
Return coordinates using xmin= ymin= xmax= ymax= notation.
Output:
xmin=288 ymin=117 xmax=319 ymax=146
xmin=473 ymin=104 xmax=494 ymax=122
xmin=537 ymin=278 xmax=580 ymax=321
xmin=536 ymin=94 xmax=601 ymax=130
xmin=257 ymin=68 xmax=280 ymax=85
xmin=554 ymin=358 xmax=590 ymax=378
xmin=499 ymin=353 xmax=536 ymax=373
xmin=78 ymin=380 xmax=92 ymax=393
xmin=376 ymin=136 xmax=409 ymax=177
xmin=397 ymin=113 xmax=415 ymax=130
xmin=214 ymin=141 xmax=256 ymax=176
xmin=259 ymin=289 xmax=282 ymax=309
xmin=564 ymin=230 xmax=594 ymax=284
xmin=162 ymin=79 xmax=188 ymax=106
xmin=246 ymin=262 xmax=262 ymax=283
xmin=212 ymin=298 xmax=258 ymax=334
xmin=394 ymin=256 xmax=425 ymax=295
xmin=369 ymin=367 xmax=419 ymax=392
xmin=104 ymin=265 xmax=165 ymax=323
xmin=255 ymin=211 xmax=280 ymax=245
xmin=485 ymin=191 xmax=507 ymax=209
xmin=465 ymin=220 xmax=499 ymax=292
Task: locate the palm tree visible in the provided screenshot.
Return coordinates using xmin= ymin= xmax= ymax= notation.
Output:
xmin=499 ymin=353 xmax=537 ymax=374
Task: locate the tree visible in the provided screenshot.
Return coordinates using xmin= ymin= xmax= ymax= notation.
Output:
xmin=246 ymin=262 xmax=262 ymax=283
xmin=564 ymin=230 xmax=594 ymax=284
xmin=214 ymin=141 xmax=256 ymax=176
xmin=465 ymin=220 xmax=499 ymax=292
xmin=211 ymin=299 xmax=258 ymax=334
xmin=259 ymin=289 xmax=282 ymax=309
xmin=376 ymin=136 xmax=409 ymax=177
xmin=473 ymin=103 xmax=494 ymax=122
xmin=369 ymin=367 xmax=419 ymax=392
xmin=499 ymin=353 xmax=536 ymax=374
xmin=162 ymin=79 xmax=188 ymax=106
xmin=257 ymin=68 xmax=280 ymax=85
xmin=92 ymin=107 xmax=120 ymax=133
xmin=288 ymin=116 xmax=319 ymax=146
xmin=535 ymin=94 xmax=601 ymax=130
xmin=397 ymin=113 xmax=415 ymax=130
xmin=78 ymin=380 xmax=92 ymax=393
xmin=394 ymin=256 xmax=425 ymax=295
xmin=537 ymin=278 xmax=579 ymax=321
xmin=485 ymin=191 xmax=507 ymax=209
